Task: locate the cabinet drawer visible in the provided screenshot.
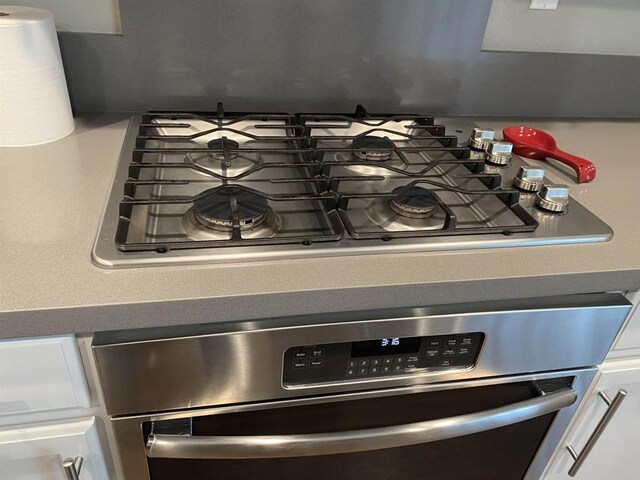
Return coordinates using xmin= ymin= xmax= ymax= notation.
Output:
xmin=0 ymin=416 xmax=108 ymax=480
xmin=0 ymin=335 xmax=90 ymax=416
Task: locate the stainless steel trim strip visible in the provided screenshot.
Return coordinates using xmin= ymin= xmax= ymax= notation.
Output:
xmin=566 ymin=389 xmax=627 ymax=477
xmin=145 ymin=387 xmax=576 ymax=459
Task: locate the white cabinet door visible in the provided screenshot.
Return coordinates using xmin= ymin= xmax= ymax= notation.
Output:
xmin=543 ymin=358 xmax=640 ymax=479
xmin=0 ymin=417 xmax=108 ymax=480
xmin=0 ymin=335 xmax=91 ymax=416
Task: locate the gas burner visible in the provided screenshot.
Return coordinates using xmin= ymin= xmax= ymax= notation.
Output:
xmin=186 ymin=139 xmax=259 ymax=177
xmin=389 ymin=186 xmax=439 ymax=218
xmin=366 ymin=186 xmax=446 ymax=232
xmin=182 ymin=186 xmax=280 ymax=240
xmin=206 ymin=138 xmax=240 ymax=160
xmin=335 ymin=135 xmax=405 ymax=177
xmin=193 ymin=187 xmax=268 ymax=231
xmin=352 ymin=136 xmax=395 ymax=161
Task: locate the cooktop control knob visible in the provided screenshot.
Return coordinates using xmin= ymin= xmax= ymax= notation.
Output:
xmin=469 ymin=149 xmax=486 ymax=161
xmin=468 ymin=128 xmax=495 ymax=150
xmin=485 ymin=141 xmax=513 ymax=166
xmin=513 ymin=166 xmax=545 ymax=192
xmin=536 ymin=184 xmax=570 ymax=213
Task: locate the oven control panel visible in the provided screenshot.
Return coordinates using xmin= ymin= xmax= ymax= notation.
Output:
xmin=283 ymin=333 xmax=484 ymax=386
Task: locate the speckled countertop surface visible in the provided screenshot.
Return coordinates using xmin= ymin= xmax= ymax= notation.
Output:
xmin=1 ymin=115 xmax=639 ymax=339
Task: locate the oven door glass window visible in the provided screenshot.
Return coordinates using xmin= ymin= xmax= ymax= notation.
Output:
xmin=144 ymin=378 xmax=574 ymax=480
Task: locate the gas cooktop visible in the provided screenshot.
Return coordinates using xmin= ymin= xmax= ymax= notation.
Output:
xmin=93 ymin=105 xmax=612 ymax=267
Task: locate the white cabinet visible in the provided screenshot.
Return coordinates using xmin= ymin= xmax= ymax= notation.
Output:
xmin=0 ymin=335 xmax=118 ymax=478
xmin=0 ymin=416 xmax=109 ymax=479
xmin=542 ymin=358 xmax=640 ymax=479
xmin=0 ymin=335 xmax=91 ymax=416
xmin=609 ymin=291 xmax=640 ymax=358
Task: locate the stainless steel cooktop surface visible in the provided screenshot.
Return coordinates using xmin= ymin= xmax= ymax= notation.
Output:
xmin=93 ymin=105 xmax=612 ymax=268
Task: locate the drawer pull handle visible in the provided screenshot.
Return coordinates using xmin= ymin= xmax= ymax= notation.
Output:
xmin=62 ymin=456 xmax=83 ymax=480
xmin=566 ymin=389 xmax=627 ymax=477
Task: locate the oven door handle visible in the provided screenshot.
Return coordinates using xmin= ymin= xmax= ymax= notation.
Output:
xmin=145 ymin=387 xmax=576 ymax=459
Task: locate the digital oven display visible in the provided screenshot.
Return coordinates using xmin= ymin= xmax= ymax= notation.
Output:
xmin=351 ymin=337 xmax=422 ymax=357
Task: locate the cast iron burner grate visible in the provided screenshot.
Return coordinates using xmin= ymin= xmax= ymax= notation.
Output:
xmin=114 ymin=104 xmax=537 ymax=252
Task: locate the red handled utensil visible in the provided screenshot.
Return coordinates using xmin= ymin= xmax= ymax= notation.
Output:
xmin=503 ymin=126 xmax=596 ymax=183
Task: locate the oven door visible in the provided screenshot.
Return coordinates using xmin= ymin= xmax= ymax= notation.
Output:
xmin=113 ymin=369 xmax=594 ymax=480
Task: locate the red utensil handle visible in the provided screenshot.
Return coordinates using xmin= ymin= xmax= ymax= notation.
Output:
xmin=548 ymin=149 xmax=596 ymax=183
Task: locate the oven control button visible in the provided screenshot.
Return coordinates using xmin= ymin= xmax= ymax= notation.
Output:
xmin=394 ymin=355 xmax=406 ymax=364
xmin=346 ymin=368 xmax=356 ymax=377
xmin=369 ymin=366 xmax=380 ymax=375
xmin=357 ymin=367 xmax=368 ymax=376
xmin=347 ymin=360 xmax=357 ymax=368
xmin=359 ymin=359 xmax=369 ymax=368
xmin=293 ymin=360 xmax=307 ymax=369
xmin=370 ymin=358 xmax=381 ymax=367
xmin=310 ymin=348 xmax=325 ymax=357
xmin=293 ymin=350 xmax=307 ymax=359
xmin=383 ymin=357 xmax=393 ymax=365
xmin=427 ymin=339 xmax=442 ymax=347
xmin=440 ymin=359 xmax=453 ymax=367
xmin=443 ymin=348 xmax=456 ymax=356
xmin=461 ymin=337 xmax=473 ymax=345
xmin=405 ymin=362 xmax=418 ymax=369
xmin=457 ymin=347 xmax=471 ymax=355
xmin=382 ymin=365 xmax=392 ymax=374
xmin=426 ymin=349 xmax=440 ymax=358
xmin=393 ymin=364 xmax=403 ymax=372
xmin=310 ymin=359 xmax=323 ymax=368
xmin=407 ymin=355 xmax=419 ymax=363
xmin=446 ymin=338 xmax=458 ymax=346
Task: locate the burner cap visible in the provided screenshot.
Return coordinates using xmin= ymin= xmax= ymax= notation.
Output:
xmin=193 ymin=186 xmax=268 ymax=231
xmin=390 ymin=186 xmax=439 ymax=218
xmin=352 ymin=136 xmax=394 ymax=161
xmin=207 ymin=138 xmax=240 ymax=160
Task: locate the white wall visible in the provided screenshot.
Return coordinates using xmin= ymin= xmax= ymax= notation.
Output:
xmin=6 ymin=0 xmax=121 ymax=34
xmin=483 ymin=0 xmax=640 ymax=56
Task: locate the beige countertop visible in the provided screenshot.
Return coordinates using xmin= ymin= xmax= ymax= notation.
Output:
xmin=1 ymin=115 xmax=639 ymax=338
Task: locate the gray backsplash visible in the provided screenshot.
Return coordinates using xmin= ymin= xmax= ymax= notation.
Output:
xmin=58 ymin=0 xmax=640 ymax=116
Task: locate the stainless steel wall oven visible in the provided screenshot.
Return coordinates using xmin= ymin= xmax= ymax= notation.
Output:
xmin=93 ymin=294 xmax=631 ymax=480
